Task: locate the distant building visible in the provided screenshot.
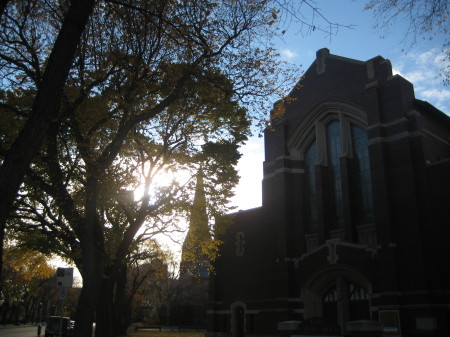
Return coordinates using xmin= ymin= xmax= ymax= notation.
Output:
xmin=208 ymin=49 xmax=450 ymax=337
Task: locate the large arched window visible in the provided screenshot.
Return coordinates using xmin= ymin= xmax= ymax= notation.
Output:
xmin=291 ymin=102 xmax=375 ymax=247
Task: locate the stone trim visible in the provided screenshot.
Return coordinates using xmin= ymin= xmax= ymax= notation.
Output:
xmin=263 ymin=167 xmax=304 ymax=180
xmin=287 ymin=101 xmax=367 ymax=161
xmin=423 ymin=128 xmax=450 ymax=145
xmin=368 ymin=131 xmax=423 ymax=145
xmin=367 ymin=117 xmax=409 ymax=130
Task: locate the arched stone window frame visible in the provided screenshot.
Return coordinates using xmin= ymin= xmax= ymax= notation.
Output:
xmin=288 ymin=101 xmax=375 ymax=248
xmin=288 ymin=101 xmax=368 ymax=162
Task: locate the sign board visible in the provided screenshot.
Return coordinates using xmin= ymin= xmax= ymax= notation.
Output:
xmin=379 ymin=310 xmax=401 ymax=336
xmin=56 ymin=267 xmax=74 ymax=288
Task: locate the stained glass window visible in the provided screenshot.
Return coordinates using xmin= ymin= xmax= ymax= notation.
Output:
xmin=301 ymin=112 xmax=375 ymax=240
xmin=351 ymin=125 xmax=375 ymax=224
xmin=305 ymin=141 xmax=318 ymax=233
xmin=326 ymin=121 xmax=344 ymax=228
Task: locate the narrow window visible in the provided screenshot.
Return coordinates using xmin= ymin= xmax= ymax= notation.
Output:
xmin=326 ymin=121 xmax=344 ymax=228
xmin=305 ymin=141 xmax=318 ymax=233
xmin=236 ymin=232 xmax=245 ymax=256
xmin=351 ymin=125 xmax=375 ymax=224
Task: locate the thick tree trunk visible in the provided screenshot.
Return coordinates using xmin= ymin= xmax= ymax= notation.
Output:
xmin=114 ymin=265 xmax=130 ymax=336
xmin=74 ymin=284 xmax=96 ymax=337
xmin=95 ymin=264 xmax=129 ymax=337
xmin=0 ymin=0 xmax=96 ymax=275
xmin=95 ymin=268 xmax=115 ymax=337
xmin=73 ymin=247 xmax=105 ymax=337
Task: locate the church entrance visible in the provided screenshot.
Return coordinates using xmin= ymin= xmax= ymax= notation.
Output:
xmin=303 ymin=267 xmax=372 ymax=333
xmin=321 ymin=281 xmax=371 ymax=324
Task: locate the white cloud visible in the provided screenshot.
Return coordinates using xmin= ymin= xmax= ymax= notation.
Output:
xmin=403 ymin=70 xmax=435 ymax=83
xmin=281 ymin=49 xmax=298 ymax=59
xmin=434 ymin=51 xmax=447 ymax=65
xmin=392 ymin=67 xmax=403 ymax=77
xmin=414 ymin=49 xmax=437 ymax=65
xmin=393 ymin=48 xmax=450 ymax=113
xmin=420 ymin=88 xmax=450 ymax=111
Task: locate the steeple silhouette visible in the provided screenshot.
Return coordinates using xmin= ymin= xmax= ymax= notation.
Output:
xmin=180 ymin=171 xmax=211 ymax=278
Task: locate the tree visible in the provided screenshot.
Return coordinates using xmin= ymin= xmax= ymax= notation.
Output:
xmin=125 ymin=242 xmax=177 ymax=327
xmin=96 ymin=239 xmax=171 ymax=335
xmin=365 ymin=0 xmax=450 ymax=83
xmin=3 ymin=1 xmax=257 ymax=332
xmin=0 ymin=0 xmax=97 ymax=278
xmin=8 ymin=71 xmax=249 ymax=337
xmin=0 ymin=244 xmax=54 ymax=324
xmin=134 ymin=253 xmax=188 ymax=327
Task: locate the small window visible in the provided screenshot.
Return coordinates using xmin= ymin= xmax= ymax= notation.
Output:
xmin=323 ymin=285 xmax=338 ymax=303
xmin=349 ymin=283 xmax=369 ymax=301
xmin=236 ymin=232 xmax=245 ymax=256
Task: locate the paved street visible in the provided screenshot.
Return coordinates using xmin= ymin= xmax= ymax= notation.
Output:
xmin=0 ymin=325 xmax=37 ymax=337
xmin=0 ymin=324 xmax=99 ymax=337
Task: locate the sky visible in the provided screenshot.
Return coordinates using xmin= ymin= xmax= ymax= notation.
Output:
xmin=231 ymin=0 xmax=450 ymax=211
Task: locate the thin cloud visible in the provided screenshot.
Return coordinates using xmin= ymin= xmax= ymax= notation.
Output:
xmin=281 ymin=49 xmax=298 ymax=59
xmin=403 ymin=70 xmax=434 ymax=83
xmin=421 ymin=88 xmax=450 ymax=111
xmin=393 ymin=48 xmax=450 ymax=114
xmin=415 ymin=49 xmax=437 ymax=65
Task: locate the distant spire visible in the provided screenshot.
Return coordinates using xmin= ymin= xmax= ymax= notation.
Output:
xmin=180 ymin=170 xmax=211 ymax=278
xmin=189 ymin=172 xmax=209 ymax=236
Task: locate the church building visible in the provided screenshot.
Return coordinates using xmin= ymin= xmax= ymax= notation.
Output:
xmin=207 ymin=49 xmax=450 ymax=336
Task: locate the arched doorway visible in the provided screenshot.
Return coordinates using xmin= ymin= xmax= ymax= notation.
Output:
xmin=302 ymin=266 xmax=372 ymax=332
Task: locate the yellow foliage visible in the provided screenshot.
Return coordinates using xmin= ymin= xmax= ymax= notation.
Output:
xmin=3 ymin=246 xmax=54 ymax=281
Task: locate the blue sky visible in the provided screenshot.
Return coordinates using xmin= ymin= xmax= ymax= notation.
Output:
xmin=231 ymin=0 xmax=450 ymax=210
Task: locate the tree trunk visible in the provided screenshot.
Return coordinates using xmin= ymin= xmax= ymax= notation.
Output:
xmin=0 ymin=301 xmax=8 ymax=324
xmin=73 ymin=232 xmax=105 ymax=337
xmin=114 ymin=265 xmax=129 ymax=336
xmin=95 ymin=267 xmax=115 ymax=337
xmin=0 ymin=0 xmax=96 ymax=275
xmin=95 ymin=263 xmax=129 ymax=337
xmin=74 ymin=285 xmax=96 ymax=337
